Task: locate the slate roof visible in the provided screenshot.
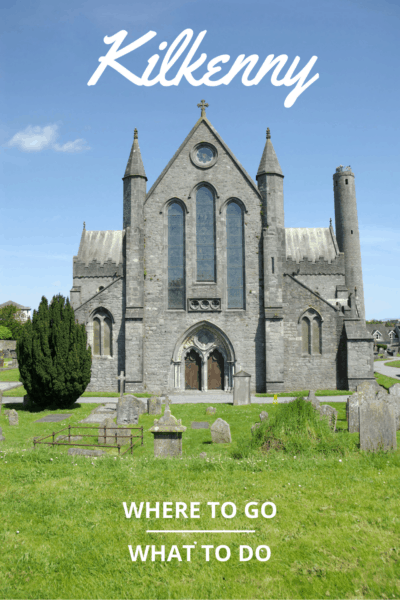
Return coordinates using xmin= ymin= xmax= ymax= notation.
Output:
xmin=285 ymin=227 xmax=339 ymax=263
xmin=0 ymin=300 xmax=30 ymax=310
xmin=76 ymin=230 xmax=124 ymax=265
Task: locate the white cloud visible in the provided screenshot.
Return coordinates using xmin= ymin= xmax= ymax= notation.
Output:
xmin=7 ymin=124 xmax=59 ymax=152
xmin=54 ymin=138 xmax=90 ymax=153
xmin=7 ymin=124 xmax=90 ymax=153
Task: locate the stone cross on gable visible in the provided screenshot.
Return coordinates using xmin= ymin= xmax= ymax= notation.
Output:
xmin=116 ymin=371 xmax=126 ymax=399
xmin=197 ymin=99 xmax=209 ymax=117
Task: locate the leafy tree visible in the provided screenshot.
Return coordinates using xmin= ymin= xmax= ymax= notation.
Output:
xmin=0 ymin=325 xmax=13 ymax=340
xmin=17 ymin=295 xmax=92 ymax=409
xmin=0 ymin=305 xmax=27 ymax=340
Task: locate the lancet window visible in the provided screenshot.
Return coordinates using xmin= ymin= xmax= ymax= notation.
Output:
xmin=168 ymin=202 xmax=185 ymax=309
xmin=226 ymin=201 xmax=245 ymax=309
xmin=92 ymin=309 xmax=112 ymax=356
xmin=300 ymin=310 xmax=322 ymax=355
xmin=196 ymin=186 xmax=215 ymax=282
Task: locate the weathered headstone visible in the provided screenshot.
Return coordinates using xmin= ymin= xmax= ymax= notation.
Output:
xmin=206 ymin=407 xmax=216 ymax=415
xmin=306 ymin=390 xmax=320 ymax=410
xmin=0 ymin=426 xmax=5 ymax=442
xmin=191 ymin=421 xmax=210 ymax=429
xmin=8 ymin=409 xmax=18 ymax=426
xmin=347 ymin=381 xmax=383 ymax=433
xmin=149 ymin=399 xmax=187 ymax=457
xmin=259 ymin=411 xmax=269 ymax=421
xmin=148 ymin=396 xmax=162 ymax=415
xmin=233 ymin=370 xmax=251 ymax=406
xmin=251 ymin=423 xmax=261 ymax=435
xmin=359 ymin=394 xmax=397 ymax=452
xmin=98 ymin=417 xmax=126 ymax=445
xmin=319 ymin=405 xmax=338 ymax=431
xmin=116 ymin=395 xmax=139 ymax=425
xmin=68 ymin=448 xmax=105 ymax=457
xmin=56 ymin=434 xmax=83 ymax=442
xmin=388 ymin=384 xmax=400 ymax=430
xmin=210 ymin=418 xmax=231 ymax=443
xmin=35 ymin=414 xmax=73 ymax=423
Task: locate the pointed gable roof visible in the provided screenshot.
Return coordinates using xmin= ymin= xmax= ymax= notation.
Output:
xmin=146 ymin=115 xmax=261 ymax=201
xmin=124 ymin=128 xmax=147 ymax=180
xmin=257 ymin=128 xmax=283 ymax=178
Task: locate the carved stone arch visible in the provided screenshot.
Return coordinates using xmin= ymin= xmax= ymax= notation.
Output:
xmin=87 ymin=306 xmax=115 ymax=325
xmin=188 ymin=181 xmax=220 ymax=199
xmin=297 ymin=307 xmax=324 ymax=325
xmin=160 ymin=197 xmax=189 ymax=215
xmin=86 ymin=307 xmax=114 ymax=357
xmin=220 ymin=197 xmax=248 ymax=215
xmin=172 ymin=321 xmax=236 ymax=391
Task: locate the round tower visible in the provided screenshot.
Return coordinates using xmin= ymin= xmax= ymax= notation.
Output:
xmin=333 ymin=165 xmax=365 ymax=320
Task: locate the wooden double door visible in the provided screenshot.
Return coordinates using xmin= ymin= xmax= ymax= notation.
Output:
xmin=185 ymin=349 xmax=224 ymax=390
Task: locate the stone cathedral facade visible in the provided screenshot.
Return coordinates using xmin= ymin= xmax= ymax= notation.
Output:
xmin=70 ymin=103 xmax=374 ymax=394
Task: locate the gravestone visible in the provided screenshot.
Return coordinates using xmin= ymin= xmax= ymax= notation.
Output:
xmin=35 ymin=414 xmax=72 ymax=423
xmin=98 ymin=417 xmax=131 ymax=446
xmin=56 ymin=434 xmax=83 ymax=442
xmin=206 ymin=407 xmax=216 ymax=415
xmin=306 ymin=390 xmax=320 ymax=410
xmin=0 ymin=389 xmax=3 ymax=415
xmin=0 ymin=426 xmax=4 ymax=442
xmin=259 ymin=411 xmax=269 ymax=421
xmin=68 ymin=448 xmax=105 ymax=457
xmin=8 ymin=409 xmax=18 ymax=426
xmin=251 ymin=423 xmax=261 ymax=435
xmin=319 ymin=405 xmax=338 ymax=431
xmin=210 ymin=418 xmax=231 ymax=443
xmin=148 ymin=396 xmax=162 ymax=415
xmin=191 ymin=421 xmax=210 ymax=429
xmin=359 ymin=394 xmax=397 ymax=452
xmin=116 ymin=396 xmax=139 ymax=425
xmin=388 ymin=384 xmax=400 ymax=430
xmin=233 ymin=370 xmax=251 ymax=406
xmin=149 ymin=399 xmax=187 ymax=458
xmin=347 ymin=381 xmax=385 ymax=433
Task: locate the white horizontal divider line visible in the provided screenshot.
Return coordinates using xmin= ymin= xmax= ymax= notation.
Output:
xmin=146 ymin=530 xmax=256 ymax=533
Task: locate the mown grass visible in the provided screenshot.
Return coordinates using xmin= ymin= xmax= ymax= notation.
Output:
xmin=374 ymin=372 xmax=400 ymax=390
xmin=0 ymin=401 xmax=399 ymax=599
xmin=384 ymin=360 xmax=400 ymax=369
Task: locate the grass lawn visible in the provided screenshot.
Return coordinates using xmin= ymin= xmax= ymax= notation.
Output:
xmin=374 ymin=372 xmax=400 ymax=390
xmin=0 ymin=401 xmax=399 ymax=599
xmin=384 ymin=360 xmax=400 ymax=369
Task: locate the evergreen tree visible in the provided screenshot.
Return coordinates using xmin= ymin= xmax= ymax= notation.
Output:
xmin=17 ymin=295 xmax=92 ymax=409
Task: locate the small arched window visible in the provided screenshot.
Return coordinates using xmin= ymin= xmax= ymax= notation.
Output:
xmin=226 ymin=201 xmax=244 ymax=309
xmin=300 ymin=310 xmax=322 ymax=355
xmin=196 ymin=186 xmax=215 ymax=281
xmin=168 ymin=202 xmax=185 ymax=309
xmin=91 ymin=309 xmax=113 ymax=356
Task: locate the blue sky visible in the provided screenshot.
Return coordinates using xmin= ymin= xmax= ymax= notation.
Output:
xmin=1 ymin=0 xmax=399 ymax=319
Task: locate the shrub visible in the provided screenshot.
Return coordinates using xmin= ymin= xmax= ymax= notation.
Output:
xmin=17 ymin=295 xmax=92 ymax=409
xmin=232 ymin=398 xmax=356 ymax=458
xmin=0 ymin=325 xmax=12 ymax=340
xmin=377 ymin=343 xmax=387 ymax=350
xmin=0 ymin=305 xmax=27 ymax=340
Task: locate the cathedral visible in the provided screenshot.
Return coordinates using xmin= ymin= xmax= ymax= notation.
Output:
xmin=70 ymin=102 xmax=374 ymax=394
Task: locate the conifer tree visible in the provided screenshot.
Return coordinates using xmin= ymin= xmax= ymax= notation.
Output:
xmin=17 ymin=295 xmax=91 ymax=409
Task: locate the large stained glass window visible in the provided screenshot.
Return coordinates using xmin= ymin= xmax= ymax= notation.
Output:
xmin=226 ymin=201 xmax=244 ymax=308
xmin=196 ymin=186 xmax=215 ymax=281
xmin=168 ymin=202 xmax=185 ymax=309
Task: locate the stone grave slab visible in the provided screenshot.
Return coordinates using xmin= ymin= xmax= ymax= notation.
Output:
xmin=8 ymin=409 xmax=19 ymax=426
xmin=35 ymin=414 xmax=73 ymax=423
xmin=210 ymin=418 xmax=231 ymax=443
xmin=117 ymin=396 xmax=140 ymax=425
xmin=68 ymin=448 xmax=105 ymax=457
xmin=191 ymin=421 xmax=210 ymax=429
xmin=148 ymin=396 xmax=162 ymax=415
xmin=79 ymin=413 xmax=111 ymax=425
xmin=360 ymin=397 xmax=397 ymax=452
xmin=0 ymin=426 xmax=4 ymax=442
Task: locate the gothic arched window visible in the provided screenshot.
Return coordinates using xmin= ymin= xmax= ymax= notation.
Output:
xmin=91 ymin=309 xmax=113 ymax=356
xmin=226 ymin=201 xmax=244 ymax=309
xmin=168 ymin=202 xmax=185 ymax=309
xmin=196 ymin=186 xmax=215 ymax=281
xmin=301 ymin=310 xmax=322 ymax=355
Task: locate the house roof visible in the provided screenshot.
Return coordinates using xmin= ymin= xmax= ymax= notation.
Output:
xmin=285 ymin=226 xmax=339 ymax=263
xmin=76 ymin=230 xmax=124 ymax=265
xmin=0 ymin=300 xmax=30 ymax=310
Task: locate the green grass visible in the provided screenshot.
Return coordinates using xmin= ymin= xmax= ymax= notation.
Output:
xmin=384 ymin=360 xmax=400 ymax=368
xmin=374 ymin=372 xmax=400 ymax=390
xmin=0 ymin=401 xmax=399 ymax=599
xmin=0 ymin=368 xmax=20 ymax=382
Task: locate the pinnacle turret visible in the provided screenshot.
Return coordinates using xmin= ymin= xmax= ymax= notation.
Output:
xmin=256 ymin=128 xmax=283 ymax=178
xmin=124 ymin=128 xmax=147 ymax=180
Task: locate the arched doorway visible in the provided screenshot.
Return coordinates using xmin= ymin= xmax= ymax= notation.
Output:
xmin=185 ymin=349 xmax=202 ymax=390
xmin=207 ymin=349 xmax=224 ymax=390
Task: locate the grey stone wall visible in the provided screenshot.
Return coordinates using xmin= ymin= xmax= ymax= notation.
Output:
xmin=295 ymin=274 xmax=346 ymax=302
